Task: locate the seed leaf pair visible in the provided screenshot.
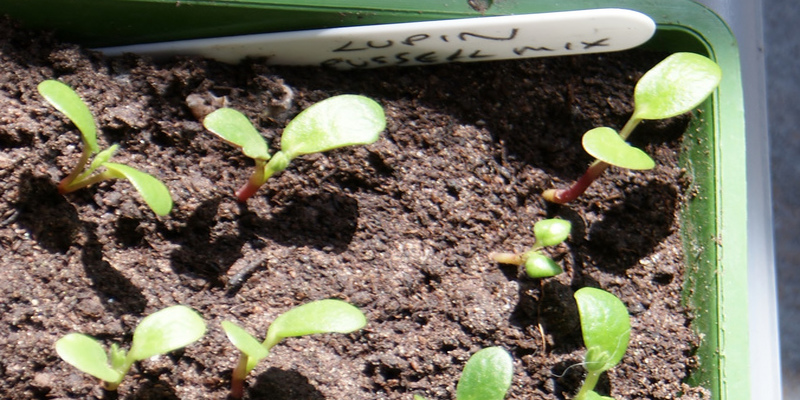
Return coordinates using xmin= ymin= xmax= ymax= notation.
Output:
xmin=38 ymin=80 xmax=173 ymax=216
xmin=203 ymin=94 xmax=386 ymax=202
xmin=544 ymin=52 xmax=722 ymax=203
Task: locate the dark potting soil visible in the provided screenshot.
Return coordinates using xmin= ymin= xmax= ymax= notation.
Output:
xmin=0 ymin=18 xmax=711 ymax=400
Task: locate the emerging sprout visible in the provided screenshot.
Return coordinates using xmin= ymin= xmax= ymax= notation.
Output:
xmin=543 ymin=52 xmax=722 ymax=204
xmin=203 ymin=95 xmax=386 ymax=202
xmin=414 ymin=346 xmax=514 ymax=400
xmin=55 ymin=305 xmax=206 ymax=391
xmin=572 ymin=287 xmax=631 ymax=400
xmin=222 ymin=299 xmax=367 ymax=398
xmin=37 ymin=80 xmax=173 ymax=216
xmin=489 ymin=218 xmax=572 ymax=278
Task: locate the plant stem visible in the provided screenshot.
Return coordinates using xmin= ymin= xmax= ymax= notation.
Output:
xmin=59 ymin=170 xmax=116 ymax=194
xmin=230 ymin=354 xmax=249 ymax=399
xmin=618 ymin=117 xmax=642 ymax=141
xmin=574 ymin=369 xmax=602 ymax=400
xmin=235 ymin=153 xmax=290 ymax=202
xmin=542 ymin=160 xmax=609 ymax=204
xmin=57 ymin=147 xmax=92 ymax=194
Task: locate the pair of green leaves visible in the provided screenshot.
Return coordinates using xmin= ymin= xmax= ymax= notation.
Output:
xmin=203 ymin=95 xmax=386 ymax=201
xmin=221 ymin=299 xmax=367 ymax=397
xmin=490 ymin=218 xmax=572 ymax=279
xmin=582 ymin=52 xmax=722 ymax=170
xmin=55 ymin=305 xmax=206 ymax=390
xmin=573 ymin=287 xmax=631 ymax=400
xmin=37 ymin=80 xmax=173 ymax=216
xmin=414 ymin=346 xmax=514 ymax=400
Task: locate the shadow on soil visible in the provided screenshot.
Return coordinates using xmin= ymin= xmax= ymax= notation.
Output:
xmin=167 ymin=192 xmax=358 ymax=284
xmin=248 ymin=367 xmax=325 ymax=400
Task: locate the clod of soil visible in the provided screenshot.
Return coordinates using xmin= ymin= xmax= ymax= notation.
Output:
xmin=0 ymin=17 xmax=711 ymax=399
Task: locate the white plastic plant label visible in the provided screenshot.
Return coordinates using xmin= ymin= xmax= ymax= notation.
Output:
xmin=98 ymin=8 xmax=655 ymax=69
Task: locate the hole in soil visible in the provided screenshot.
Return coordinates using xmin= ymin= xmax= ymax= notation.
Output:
xmin=652 ymin=272 xmax=674 ymax=285
xmin=115 ymin=216 xmax=145 ymax=247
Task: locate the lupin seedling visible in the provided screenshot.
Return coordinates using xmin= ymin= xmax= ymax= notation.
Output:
xmin=203 ymin=95 xmax=385 ymax=202
xmin=414 ymin=346 xmax=514 ymax=400
xmin=489 ymin=218 xmax=572 ymax=278
xmin=221 ymin=299 xmax=367 ymax=399
xmin=55 ymin=305 xmax=206 ymax=391
xmin=543 ymin=52 xmax=722 ymax=204
xmin=572 ymin=287 xmax=631 ymax=400
xmin=37 ymin=80 xmax=173 ymax=216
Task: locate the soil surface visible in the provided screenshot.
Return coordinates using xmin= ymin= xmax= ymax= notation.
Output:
xmin=0 ymin=18 xmax=711 ymax=400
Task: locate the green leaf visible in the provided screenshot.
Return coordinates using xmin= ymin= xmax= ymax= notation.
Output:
xmin=574 ymin=287 xmax=631 ymax=373
xmin=632 ymin=52 xmax=722 ymax=120
xmin=414 ymin=395 xmax=429 ymax=400
xmin=37 ymin=80 xmax=99 ymax=153
xmin=55 ymin=333 xmax=123 ymax=383
xmin=280 ymin=95 xmax=385 ymax=158
xmin=89 ymin=145 xmax=120 ymax=171
xmin=128 ymin=305 xmax=207 ymax=361
xmin=102 ymin=163 xmax=173 ymax=216
xmin=524 ymin=253 xmax=563 ymax=278
xmin=584 ymin=391 xmax=616 ymax=400
xmin=203 ymin=108 xmax=271 ymax=160
xmin=456 ymin=347 xmax=514 ymax=400
xmin=582 ymin=127 xmax=655 ymax=170
xmin=221 ymin=321 xmax=270 ymax=361
xmin=264 ymin=299 xmax=367 ymax=350
xmin=533 ymin=218 xmax=572 ymax=247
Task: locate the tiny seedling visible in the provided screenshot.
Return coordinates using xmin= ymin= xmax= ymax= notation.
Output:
xmin=55 ymin=305 xmax=206 ymax=391
xmin=414 ymin=346 xmax=514 ymax=400
xmin=572 ymin=287 xmax=631 ymax=400
xmin=222 ymin=299 xmax=367 ymax=398
xmin=37 ymin=80 xmax=173 ymax=216
xmin=489 ymin=218 xmax=572 ymax=278
xmin=543 ymin=52 xmax=722 ymax=204
xmin=203 ymin=95 xmax=386 ymax=202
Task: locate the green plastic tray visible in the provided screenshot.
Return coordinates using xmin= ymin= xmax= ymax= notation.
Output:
xmin=1 ymin=1 xmax=748 ymax=399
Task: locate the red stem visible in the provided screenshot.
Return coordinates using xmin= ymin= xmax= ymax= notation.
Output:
xmin=230 ymin=354 xmax=248 ymax=399
xmin=542 ymin=161 xmax=609 ymax=204
xmin=234 ymin=181 xmax=262 ymax=203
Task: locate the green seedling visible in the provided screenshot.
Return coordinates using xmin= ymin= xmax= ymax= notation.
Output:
xmin=37 ymin=80 xmax=173 ymax=216
xmin=489 ymin=218 xmax=572 ymax=278
xmin=572 ymin=287 xmax=631 ymax=400
xmin=203 ymin=95 xmax=386 ymax=202
xmin=55 ymin=305 xmax=206 ymax=391
xmin=543 ymin=52 xmax=722 ymax=204
xmin=414 ymin=346 xmax=514 ymax=400
xmin=222 ymin=299 xmax=367 ymax=398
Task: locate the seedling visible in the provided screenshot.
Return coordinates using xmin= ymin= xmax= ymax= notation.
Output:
xmin=414 ymin=346 xmax=514 ymax=400
xmin=55 ymin=305 xmax=206 ymax=391
xmin=572 ymin=287 xmax=631 ymax=400
xmin=37 ymin=80 xmax=173 ymax=216
xmin=543 ymin=52 xmax=722 ymax=204
xmin=221 ymin=299 xmax=367 ymax=398
xmin=489 ymin=218 xmax=572 ymax=278
xmin=203 ymin=95 xmax=385 ymax=202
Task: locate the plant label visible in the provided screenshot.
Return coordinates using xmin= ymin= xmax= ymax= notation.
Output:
xmin=98 ymin=9 xmax=655 ymax=69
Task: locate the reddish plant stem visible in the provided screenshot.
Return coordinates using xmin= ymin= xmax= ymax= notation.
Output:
xmin=542 ymin=160 xmax=609 ymax=204
xmin=235 ymin=181 xmax=263 ymax=203
xmin=230 ymin=354 xmax=249 ymax=399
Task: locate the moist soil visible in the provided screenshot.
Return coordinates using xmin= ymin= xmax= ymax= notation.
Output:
xmin=0 ymin=19 xmax=711 ymax=400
